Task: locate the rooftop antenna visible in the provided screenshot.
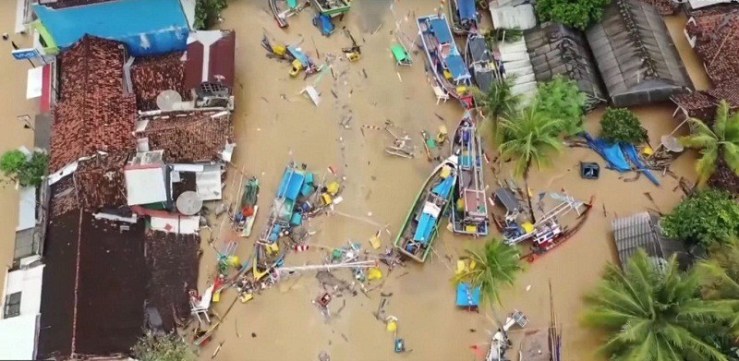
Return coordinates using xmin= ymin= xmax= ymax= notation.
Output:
xmin=156 ymin=89 xmax=182 ymax=111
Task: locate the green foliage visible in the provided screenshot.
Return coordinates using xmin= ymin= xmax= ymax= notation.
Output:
xmin=132 ymin=332 xmax=196 ymax=361
xmin=533 ymin=76 xmax=587 ymax=136
xmin=681 ymin=100 xmax=739 ymax=187
xmin=583 ymin=250 xmax=736 ymax=361
xmin=0 ymin=150 xmax=48 ymax=187
xmin=661 ymin=190 xmax=739 ymax=248
xmin=536 ymin=0 xmax=612 ymax=31
xmin=474 ymin=77 xmax=521 ymax=145
xmin=454 ymin=238 xmax=522 ymax=305
xmin=194 ymin=0 xmax=228 ymax=30
xmin=600 ymin=107 xmax=648 ymax=144
xmin=499 ymin=105 xmax=564 ymax=178
xmin=494 ymin=27 xmax=523 ymax=43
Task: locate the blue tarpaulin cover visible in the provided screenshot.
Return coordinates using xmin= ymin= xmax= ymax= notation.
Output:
xmin=413 ymin=212 xmax=436 ymax=244
xmin=288 ymin=46 xmax=310 ymax=66
xmin=277 ymin=168 xmax=306 ymax=201
xmin=582 ymin=132 xmax=630 ymax=172
xmin=433 ymin=175 xmax=456 ymax=197
xmin=457 ymin=0 xmax=477 ymax=21
xmin=456 ymin=283 xmax=481 ymax=307
xmin=622 ymin=144 xmax=660 ymax=186
xmin=429 ymin=18 xmax=453 ymax=44
xmin=447 ymin=53 xmax=470 ymax=80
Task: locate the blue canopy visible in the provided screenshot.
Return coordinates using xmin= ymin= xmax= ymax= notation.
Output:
xmin=413 ymin=212 xmax=436 ymax=244
xmin=456 ymin=283 xmax=481 ymax=307
xmin=429 ymin=18 xmax=453 ymax=44
xmin=446 ymin=53 xmax=470 ymax=81
xmin=457 ymin=0 xmax=477 ymax=21
xmin=432 ymin=175 xmax=456 ymax=198
xmin=287 ymin=46 xmax=310 ymax=66
xmin=277 ymin=168 xmax=306 ymax=201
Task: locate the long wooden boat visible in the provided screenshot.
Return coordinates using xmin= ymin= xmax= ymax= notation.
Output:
xmin=395 ymin=156 xmax=458 ymax=263
xmin=448 ymin=0 xmax=479 ymax=35
xmin=518 ymin=196 xmax=595 ymax=263
xmin=417 ymin=14 xmax=475 ymax=109
xmin=309 ymin=0 xmax=351 ymax=18
xmin=450 ymin=113 xmax=489 ymax=236
xmin=464 ymin=33 xmax=498 ymax=93
xmin=240 ymin=177 xmax=260 ymax=237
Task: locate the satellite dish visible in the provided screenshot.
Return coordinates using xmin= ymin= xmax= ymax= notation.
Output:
xmin=176 ymin=191 xmax=203 ymax=216
xmin=661 ymin=135 xmax=684 ymax=153
xmin=156 ymin=90 xmax=183 ymax=111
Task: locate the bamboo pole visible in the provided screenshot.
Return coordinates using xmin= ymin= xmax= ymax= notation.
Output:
xmin=276 ymin=260 xmax=377 ymax=273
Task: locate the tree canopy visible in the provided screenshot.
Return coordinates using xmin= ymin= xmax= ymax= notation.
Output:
xmin=600 ymin=107 xmax=648 ymax=144
xmin=536 ymin=0 xmax=612 ymax=31
xmin=681 ymin=100 xmax=739 ymax=187
xmin=583 ymin=250 xmax=736 ymax=361
xmin=132 ymin=332 xmax=196 ymax=361
xmin=194 ymin=0 xmax=228 ymax=30
xmin=475 ymin=77 xmax=520 ymax=145
xmin=0 ymin=150 xmax=48 ymax=187
xmin=533 ymin=76 xmax=587 ymax=136
xmin=454 ymin=238 xmax=523 ymax=305
xmin=499 ymin=105 xmax=564 ymax=177
xmin=661 ymin=189 xmax=739 ymax=248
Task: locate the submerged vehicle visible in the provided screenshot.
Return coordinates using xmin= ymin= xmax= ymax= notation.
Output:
xmin=449 ymin=113 xmax=488 ymax=236
xmin=395 ymin=156 xmax=458 ymax=263
xmin=417 ymin=14 xmax=475 ymax=109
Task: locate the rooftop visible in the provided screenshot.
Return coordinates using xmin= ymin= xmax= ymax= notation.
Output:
xmin=184 ymin=30 xmax=236 ymax=92
xmin=586 ymin=0 xmax=692 ymax=106
xmin=686 ymin=8 xmax=739 ymax=85
xmin=612 ymin=212 xmax=686 ymax=268
xmin=131 ymin=52 xmax=187 ymax=111
xmin=74 ymin=153 xmax=128 ymax=211
xmin=51 ymin=35 xmax=137 ymax=173
xmin=640 ymin=0 xmax=679 ymax=15
xmin=38 ymin=0 xmax=116 ymax=9
xmin=136 ymin=110 xmax=233 ymax=163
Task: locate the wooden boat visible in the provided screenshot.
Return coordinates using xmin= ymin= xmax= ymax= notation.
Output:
xmin=269 ymin=0 xmax=307 ymax=28
xmin=449 ymin=113 xmax=489 ymax=236
xmin=240 ymin=177 xmax=260 ymax=237
xmin=309 ymin=0 xmax=351 ymax=18
xmin=395 ymin=157 xmax=458 ymax=263
xmin=448 ymin=0 xmax=479 ymax=35
xmin=464 ymin=33 xmax=498 ymax=93
xmin=417 ymin=14 xmax=475 ymax=109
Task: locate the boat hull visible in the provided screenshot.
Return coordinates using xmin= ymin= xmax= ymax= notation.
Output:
xmin=450 ymin=115 xmax=489 ymax=236
xmin=520 ymin=196 xmax=595 ymax=263
xmin=448 ymin=0 xmax=478 ymax=35
xmin=269 ymin=0 xmax=290 ymax=28
xmin=309 ymin=0 xmax=351 ymax=17
xmin=242 ymin=205 xmax=259 ymax=237
xmin=394 ymin=157 xmax=458 ymax=263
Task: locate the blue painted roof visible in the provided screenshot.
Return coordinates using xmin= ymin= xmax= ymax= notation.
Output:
xmin=429 ymin=18 xmax=453 ymax=44
xmin=446 ymin=53 xmax=470 ymax=81
xmin=458 ymin=0 xmax=477 ymax=21
xmin=413 ymin=212 xmax=436 ymax=244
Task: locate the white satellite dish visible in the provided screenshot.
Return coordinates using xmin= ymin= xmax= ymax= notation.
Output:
xmin=156 ymin=90 xmax=183 ymax=111
xmin=661 ymin=135 xmax=684 ymax=153
xmin=176 ymin=191 xmax=203 ymax=216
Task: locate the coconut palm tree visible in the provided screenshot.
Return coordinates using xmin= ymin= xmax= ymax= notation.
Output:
xmin=681 ymin=100 xmax=739 ymax=187
xmin=454 ymin=238 xmax=522 ymax=306
xmin=583 ymin=250 xmax=737 ymax=361
xmin=696 ymin=238 xmax=739 ymax=334
xmin=498 ymin=105 xmax=564 ymax=221
xmin=474 ymin=77 xmax=521 ymax=145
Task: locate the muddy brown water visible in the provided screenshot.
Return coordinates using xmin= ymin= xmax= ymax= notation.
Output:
xmin=0 ymin=1 xmax=706 ymax=360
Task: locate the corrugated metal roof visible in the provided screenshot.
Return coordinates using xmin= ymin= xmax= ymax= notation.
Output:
xmin=612 ymin=212 xmax=685 ymax=267
xmin=490 ymin=5 xmax=537 ymax=30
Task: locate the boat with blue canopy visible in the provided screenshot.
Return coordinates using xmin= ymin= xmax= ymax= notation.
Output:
xmin=417 ymin=14 xmax=475 ymax=109
xmin=395 ymin=156 xmax=458 ymax=263
xmin=450 ymin=113 xmax=489 ymax=236
xmin=449 ymin=0 xmax=479 ymax=35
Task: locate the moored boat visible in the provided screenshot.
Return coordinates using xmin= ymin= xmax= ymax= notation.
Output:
xmin=417 ymin=14 xmax=475 ymax=109
xmin=449 ymin=0 xmax=479 ymax=35
xmin=519 ymin=196 xmax=594 ymax=263
xmin=450 ymin=113 xmax=489 ymax=236
xmin=269 ymin=0 xmax=307 ymax=28
xmin=464 ymin=33 xmax=499 ymax=94
xmin=240 ymin=177 xmax=260 ymax=237
xmin=395 ymin=156 xmax=458 ymax=263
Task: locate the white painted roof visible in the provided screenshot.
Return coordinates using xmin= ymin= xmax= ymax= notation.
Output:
xmin=0 ymin=314 xmax=38 ymax=360
xmin=490 ymin=4 xmax=537 ymax=30
xmin=125 ymin=166 xmax=168 ymax=205
xmin=689 ymin=0 xmax=733 ymax=9
xmin=16 ymin=187 xmax=36 ymax=231
xmin=150 ymin=215 xmax=200 ymax=234
xmin=196 ymin=166 xmax=222 ymax=201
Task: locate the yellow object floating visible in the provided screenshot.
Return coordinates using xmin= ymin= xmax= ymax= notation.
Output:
xmin=522 ymin=222 xmax=535 ymax=234
xmin=228 ymin=256 xmax=240 ymax=268
xmin=327 ymin=181 xmax=341 ymax=195
xmin=267 ymin=243 xmax=280 ymax=254
xmin=240 ymin=293 xmax=254 ymax=303
xmin=456 ymin=260 xmax=466 ymax=275
xmin=368 ymin=267 xmax=383 ymax=281
xmin=322 ymin=193 xmax=333 ymax=205
xmin=213 ymin=290 xmax=221 ymax=303
xmin=273 ymin=45 xmax=287 ymax=56
xmin=369 ymin=235 xmax=382 ymax=249
xmin=642 ymin=146 xmax=654 ymax=156
xmin=386 ymin=320 xmax=398 ymax=332
xmin=441 ymin=165 xmax=452 ymax=179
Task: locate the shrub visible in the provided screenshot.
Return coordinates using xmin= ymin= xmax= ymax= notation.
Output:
xmin=0 ymin=150 xmax=48 ymax=187
xmin=194 ymin=0 xmax=229 ymax=30
xmin=533 ymin=76 xmax=587 ymax=136
xmin=536 ymin=0 xmax=612 ymax=31
xmin=661 ymin=189 xmax=739 ymax=248
xmin=599 ymin=107 xmax=647 ymax=144
xmin=132 ymin=332 xmax=196 ymax=361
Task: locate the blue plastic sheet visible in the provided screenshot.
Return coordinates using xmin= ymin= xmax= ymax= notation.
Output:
xmin=432 ymin=175 xmax=456 ymax=197
xmin=429 ymin=18 xmax=453 ymax=44
xmin=446 ymin=53 xmax=470 ymax=81
xmin=277 ymin=168 xmax=306 ymax=201
xmin=582 ymin=132 xmax=630 ymax=172
xmin=622 ymin=144 xmax=660 ymax=186
xmin=456 ymin=283 xmax=481 ymax=307
xmin=457 ymin=0 xmax=477 ymax=21
xmin=413 ymin=212 xmax=436 ymax=243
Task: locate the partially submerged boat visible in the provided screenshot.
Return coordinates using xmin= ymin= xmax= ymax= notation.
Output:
xmin=417 ymin=14 xmax=475 ymax=109
xmin=309 ymin=0 xmax=351 ymax=18
xmin=239 ymin=177 xmax=260 ymax=237
xmin=395 ymin=156 xmax=458 ymax=263
xmin=268 ymin=0 xmax=308 ymax=28
xmin=490 ymin=189 xmax=594 ymax=262
xmin=450 ymin=114 xmax=489 ymax=236
xmin=464 ymin=33 xmax=498 ymax=93
xmin=449 ymin=0 xmax=479 ymax=35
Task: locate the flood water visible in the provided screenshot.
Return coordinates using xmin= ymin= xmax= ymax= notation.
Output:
xmin=0 ymin=1 xmax=707 ymax=360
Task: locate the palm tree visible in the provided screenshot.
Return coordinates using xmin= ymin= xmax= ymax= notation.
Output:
xmin=681 ymin=100 xmax=739 ymax=187
xmin=454 ymin=238 xmax=522 ymax=306
xmin=696 ymin=238 xmax=739 ymax=341
xmin=583 ymin=250 xmax=736 ymax=361
xmin=498 ymin=105 xmax=564 ymax=221
xmin=474 ymin=77 xmax=521 ymax=146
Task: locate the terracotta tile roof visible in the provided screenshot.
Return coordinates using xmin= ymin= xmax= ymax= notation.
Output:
xmin=74 ymin=153 xmax=128 ymax=211
xmin=49 ymin=176 xmax=78 ymax=218
xmin=51 ymin=35 xmax=137 ymax=173
xmin=137 ymin=110 xmax=232 ymax=163
xmin=183 ymin=31 xmax=236 ymax=92
xmin=131 ymin=53 xmax=187 ymax=111
xmin=671 ymin=81 xmax=739 ymax=121
xmin=640 ymin=0 xmax=679 ymax=15
xmin=686 ymin=9 xmax=739 ymax=84
xmin=706 ymin=80 xmax=739 ymax=108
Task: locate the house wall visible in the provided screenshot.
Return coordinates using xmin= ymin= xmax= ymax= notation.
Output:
xmin=2 ymin=264 xmax=44 ymax=318
xmin=33 ymin=0 xmax=189 ymax=56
